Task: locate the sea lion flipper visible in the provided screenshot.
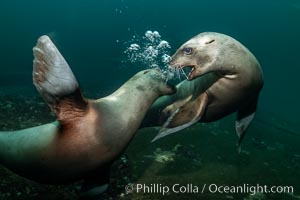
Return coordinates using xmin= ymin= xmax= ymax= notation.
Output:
xmin=152 ymin=93 xmax=208 ymax=142
xmin=151 ymin=119 xmax=197 ymax=142
xmin=235 ymin=97 xmax=258 ymax=152
xmin=32 ymin=35 xmax=87 ymax=121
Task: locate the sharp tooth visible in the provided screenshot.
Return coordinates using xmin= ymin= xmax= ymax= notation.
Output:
xmin=180 ymin=67 xmax=189 ymax=79
xmin=187 ymin=67 xmax=194 ymax=79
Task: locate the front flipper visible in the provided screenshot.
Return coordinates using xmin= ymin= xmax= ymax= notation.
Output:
xmin=32 ymin=35 xmax=87 ymax=122
xmin=152 ymin=93 xmax=208 ymax=142
xmin=235 ymin=96 xmax=258 ymax=152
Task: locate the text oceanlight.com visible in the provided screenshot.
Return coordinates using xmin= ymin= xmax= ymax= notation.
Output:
xmin=125 ymin=183 xmax=294 ymax=196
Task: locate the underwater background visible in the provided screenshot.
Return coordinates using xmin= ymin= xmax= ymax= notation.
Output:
xmin=0 ymin=0 xmax=300 ymax=199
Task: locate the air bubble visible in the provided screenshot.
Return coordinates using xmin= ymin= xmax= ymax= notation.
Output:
xmin=124 ymin=30 xmax=172 ymax=75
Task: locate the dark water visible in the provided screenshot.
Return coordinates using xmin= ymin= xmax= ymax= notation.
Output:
xmin=0 ymin=0 xmax=300 ymax=199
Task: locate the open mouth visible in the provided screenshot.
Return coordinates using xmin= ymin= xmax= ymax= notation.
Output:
xmin=169 ymin=64 xmax=195 ymax=80
xmin=181 ymin=65 xmax=195 ymax=80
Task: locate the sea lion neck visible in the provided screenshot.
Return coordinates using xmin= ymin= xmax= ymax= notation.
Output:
xmin=102 ymin=76 xmax=165 ymax=114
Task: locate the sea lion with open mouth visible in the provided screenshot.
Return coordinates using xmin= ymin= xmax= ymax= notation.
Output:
xmin=147 ymin=32 xmax=264 ymax=150
xmin=0 ymin=36 xmax=175 ymax=197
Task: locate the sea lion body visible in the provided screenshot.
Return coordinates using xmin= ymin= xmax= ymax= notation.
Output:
xmin=176 ymin=32 xmax=263 ymax=122
xmin=0 ymin=80 xmax=170 ymax=183
xmin=0 ymin=36 xmax=175 ymax=189
xmin=147 ymin=32 xmax=263 ymax=146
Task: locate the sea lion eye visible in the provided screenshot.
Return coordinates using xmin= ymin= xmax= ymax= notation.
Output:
xmin=183 ymin=47 xmax=193 ymax=55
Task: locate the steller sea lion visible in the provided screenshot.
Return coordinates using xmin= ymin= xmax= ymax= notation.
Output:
xmin=144 ymin=32 xmax=264 ymax=150
xmin=0 ymin=36 xmax=175 ymax=196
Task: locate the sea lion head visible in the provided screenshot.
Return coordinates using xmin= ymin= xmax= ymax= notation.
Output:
xmin=170 ymin=32 xmax=240 ymax=80
xmin=134 ymin=68 xmax=176 ymax=95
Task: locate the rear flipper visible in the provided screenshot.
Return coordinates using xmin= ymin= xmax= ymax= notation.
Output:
xmin=32 ymin=35 xmax=87 ymax=122
xmin=235 ymin=96 xmax=258 ymax=152
xmin=152 ymin=93 xmax=208 ymax=142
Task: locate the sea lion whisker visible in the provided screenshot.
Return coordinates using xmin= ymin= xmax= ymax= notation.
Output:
xmin=176 ymin=67 xmax=182 ymax=80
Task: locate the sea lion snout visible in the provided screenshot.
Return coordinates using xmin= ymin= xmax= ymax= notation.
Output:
xmin=165 ymin=83 xmax=176 ymax=95
xmin=138 ymin=69 xmax=176 ymax=95
xmin=168 ymin=33 xmax=222 ymax=80
xmin=169 ymin=46 xmax=204 ymax=81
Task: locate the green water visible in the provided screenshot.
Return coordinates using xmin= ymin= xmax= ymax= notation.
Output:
xmin=0 ymin=0 xmax=300 ymax=199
